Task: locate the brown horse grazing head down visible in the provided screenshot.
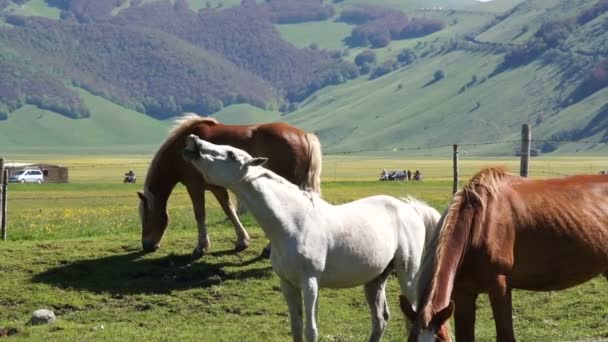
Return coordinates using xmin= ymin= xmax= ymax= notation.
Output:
xmin=402 ymin=166 xmax=608 ymax=342
xmin=138 ymin=114 xmax=322 ymax=257
xmin=400 ymin=295 xmax=453 ymax=342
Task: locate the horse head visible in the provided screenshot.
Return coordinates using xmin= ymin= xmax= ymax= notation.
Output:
xmin=400 ymin=295 xmax=453 ymax=342
xmin=182 ymin=135 xmax=267 ymax=187
xmin=137 ymin=190 xmax=168 ymax=252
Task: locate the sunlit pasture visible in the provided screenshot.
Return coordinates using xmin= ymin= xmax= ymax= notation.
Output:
xmin=1 ymin=154 xmax=608 ymax=341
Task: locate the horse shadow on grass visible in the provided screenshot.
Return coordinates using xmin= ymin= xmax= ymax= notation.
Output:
xmin=32 ymin=249 xmax=272 ymax=295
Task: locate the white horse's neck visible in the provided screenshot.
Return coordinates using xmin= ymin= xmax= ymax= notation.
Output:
xmin=231 ymin=169 xmax=315 ymax=243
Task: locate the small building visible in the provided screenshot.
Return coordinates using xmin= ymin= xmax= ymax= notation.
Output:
xmin=5 ymin=163 xmax=69 ymax=183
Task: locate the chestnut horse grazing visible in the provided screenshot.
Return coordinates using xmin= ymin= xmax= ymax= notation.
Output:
xmin=402 ymin=167 xmax=608 ymax=342
xmin=138 ymin=114 xmax=322 ymax=259
xmin=182 ymin=135 xmax=441 ymax=342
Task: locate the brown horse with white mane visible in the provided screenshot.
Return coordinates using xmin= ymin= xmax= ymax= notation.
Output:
xmin=138 ymin=114 xmax=322 ymax=259
xmin=402 ymin=167 xmax=608 ymax=342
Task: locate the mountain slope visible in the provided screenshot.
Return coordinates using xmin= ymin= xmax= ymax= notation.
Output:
xmin=283 ymin=0 xmax=608 ymax=155
xmin=0 ymin=88 xmax=170 ymax=154
xmin=0 ymin=0 xmax=607 ymax=155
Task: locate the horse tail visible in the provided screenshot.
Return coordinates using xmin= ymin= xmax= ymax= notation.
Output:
xmin=304 ymin=132 xmax=323 ymax=196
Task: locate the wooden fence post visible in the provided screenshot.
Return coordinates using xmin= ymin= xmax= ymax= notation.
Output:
xmin=520 ymin=124 xmax=531 ymax=177
xmin=1 ymin=168 xmax=7 ymax=241
xmin=453 ymin=144 xmax=459 ymax=194
xmin=0 ymin=157 xmax=3 ymax=240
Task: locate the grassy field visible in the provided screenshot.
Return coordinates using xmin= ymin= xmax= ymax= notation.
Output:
xmin=1 ymin=155 xmax=608 ymax=341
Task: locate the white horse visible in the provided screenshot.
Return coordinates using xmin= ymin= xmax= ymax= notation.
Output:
xmin=182 ymin=135 xmax=440 ymax=342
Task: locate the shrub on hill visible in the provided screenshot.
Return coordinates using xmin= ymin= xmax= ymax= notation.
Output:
xmin=264 ymin=0 xmax=335 ymax=24
xmin=342 ymin=6 xmax=444 ymax=48
xmin=534 ymin=19 xmax=576 ymax=49
xmin=397 ymin=17 xmax=445 ymax=39
xmin=346 ymin=11 xmax=407 ymax=48
xmin=338 ymin=6 xmax=395 ymax=24
xmin=501 ymin=39 xmax=547 ymax=69
xmin=397 ymin=48 xmax=416 ymax=65
xmin=355 ymin=50 xmax=377 ymax=67
xmin=370 ymin=60 xmax=397 ymax=79
xmin=568 ymin=59 xmax=608 ymax=104
xmin=577 ymin=0 xmax=608 ymax=25
xmin=433 ymin=69 xmax=445 ymax=81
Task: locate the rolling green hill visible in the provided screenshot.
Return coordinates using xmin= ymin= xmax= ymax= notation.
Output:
xmin=282 ymin=0 xmax=608 ymax=156
xmin=0 ymin=88 xmax=171 ymax=154
xmin=0 ymin=0 xmax=607 ymax=156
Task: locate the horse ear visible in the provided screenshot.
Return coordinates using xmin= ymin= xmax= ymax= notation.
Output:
xmin=399 ymin=294 xmax=418 ymax=322
xmin=432 ymin=300 xmax=455 ymax=326
xmin=245 ymin=157 xmax=268 ymax=167
xmin=137 ymin=191 xmax=147 ymax=205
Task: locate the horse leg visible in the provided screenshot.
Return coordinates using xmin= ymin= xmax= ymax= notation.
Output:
xmin=302 ymin=277 xmax=320 ymax=342
xmin=364 ymin=272 xmax=392 ymax=342
xmin=393 ymin=265 xmax=414 ymax=332
xmin=209 ymin=187 xmax=250 ymax=252
xmin=453 ymin=289 xmax=478 ymax=342
xmin=280 ymin=278 xmax=303 ymax=342
xmin=488 ymin=275 xmax=516 ymax=342
xmin=186 ymin=184 xmax=210 ymax=260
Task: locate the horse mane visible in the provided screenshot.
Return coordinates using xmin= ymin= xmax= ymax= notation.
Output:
xmin=243 ymin=165 xmax=320 ymax=204
xmin=245 ymin=167 xmax=301 ymax=190
xmin=168 ymin=113 xmax=218 ymax=139
xmin=144 ymin=113 xmax=218 ymax=192
xmin=417 ymin=167 xmax=512 ymax=320
xmin=401 ymin=196 xmax=440 ymax=247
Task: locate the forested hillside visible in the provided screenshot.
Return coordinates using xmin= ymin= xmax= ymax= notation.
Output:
xmin=0 ymin=0 xmax=607 ymax=154
xmin=0 ymin=0 xmax=361 ymax=119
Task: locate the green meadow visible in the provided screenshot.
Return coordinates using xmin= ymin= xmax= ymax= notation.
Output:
xmin=1 ymin=155 xmax=608 ymax=341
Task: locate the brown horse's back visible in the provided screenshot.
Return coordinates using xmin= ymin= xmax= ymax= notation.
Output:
xmin=187 ymin=121 xmax=318 ymax=190
xmin=476 ymin=174 xmax=608 ymax=291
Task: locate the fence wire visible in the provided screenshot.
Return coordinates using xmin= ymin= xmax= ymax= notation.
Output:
xmin=2 ymin=137 xmax=607 ymax=203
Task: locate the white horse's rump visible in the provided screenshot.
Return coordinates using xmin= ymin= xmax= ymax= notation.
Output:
xmin=182 ymin=135 xmax=440 ymax=342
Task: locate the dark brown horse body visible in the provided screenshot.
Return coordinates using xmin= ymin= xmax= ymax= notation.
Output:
xmin=403 ymin=167 xmax=608 ymax=342
xmin=138 ymin=114 xmax=322 ymax=258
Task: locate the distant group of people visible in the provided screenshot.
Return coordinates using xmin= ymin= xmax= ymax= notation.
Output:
xmin=379 ymin=169 xmax=422 ymax=181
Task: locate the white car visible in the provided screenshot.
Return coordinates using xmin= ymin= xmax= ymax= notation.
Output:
xmin=8 ymin=169 xmax=44 ymax=183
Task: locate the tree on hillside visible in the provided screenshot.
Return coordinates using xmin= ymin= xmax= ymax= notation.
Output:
xmin=370 ymin=60 xmax=397 ymax=79
xmin=567 ymin=59 xmax=608 ymax=105
xmin=433 ymin=69 xmax=445 ymax=81
xmin=397 ymin=48 xmax=416 ymax=65
xmin=342 ymin=6 xmax=444 ymax=48
xmin=0 ymin=1 xmax=359 ymax=118
xmin=355 ymin=50 xmax=376 ymax=67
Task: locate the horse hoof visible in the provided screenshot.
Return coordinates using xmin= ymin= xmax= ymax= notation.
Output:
xmin=260 ymin=245 xmax=271 ymax=259
xmin=191 ymin=248 xmax=205 ymax=260
xmin=234 ymin=240 xmax=250 ymax=252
